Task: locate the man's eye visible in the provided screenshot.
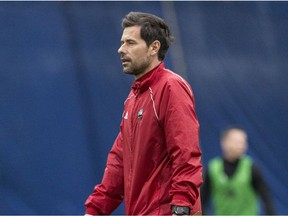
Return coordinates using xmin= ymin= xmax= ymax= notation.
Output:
xmin=120 ymin=41 xmax=136 ymax=46
xmin=127 ymin=41 xmax=136 ymax=45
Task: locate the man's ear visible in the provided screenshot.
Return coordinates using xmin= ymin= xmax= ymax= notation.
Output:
xmin=150 ymin=40 xmax=161 ymax=56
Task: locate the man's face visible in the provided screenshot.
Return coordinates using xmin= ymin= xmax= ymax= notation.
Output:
xmin=118 ymin=26 xmax=153 ymax=79
xmin=221 ymin=129 xmax=248 ymax=161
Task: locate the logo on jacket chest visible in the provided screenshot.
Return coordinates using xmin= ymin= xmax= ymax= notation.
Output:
xmin=123 ymin=108 xmax=144 ymax=120
xmin=137 ymin=108 xmax=144 ymax=120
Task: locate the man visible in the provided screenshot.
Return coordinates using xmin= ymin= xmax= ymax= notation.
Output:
xmin=201 ymin=126 xmax=276 ymax=215
xmin=85 ymin=12 xmax=202 ymax=215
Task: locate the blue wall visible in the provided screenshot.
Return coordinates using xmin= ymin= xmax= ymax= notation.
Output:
xmin=0 ymin=2 xmax=287 ymax=214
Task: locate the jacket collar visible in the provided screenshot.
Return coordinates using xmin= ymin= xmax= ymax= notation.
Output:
xmin=131 ymin=62 xmax=164 ymax=95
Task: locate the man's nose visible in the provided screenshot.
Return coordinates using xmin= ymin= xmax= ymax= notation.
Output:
xmin=118 ymin=44 xmax=125 ymax=54
xmin=118 ymin=45 xmax=123 ymax=54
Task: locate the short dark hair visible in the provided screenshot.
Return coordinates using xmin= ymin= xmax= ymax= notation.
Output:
xmin=121 ymin=12 xmax=174 ymax=61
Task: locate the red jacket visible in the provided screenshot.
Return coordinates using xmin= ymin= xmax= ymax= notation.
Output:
xmin=85 ymin=63 xmax=203 ymax=215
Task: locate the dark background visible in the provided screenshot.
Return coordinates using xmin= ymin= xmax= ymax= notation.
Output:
xmin=0 ymin=1 xmax=287 ymax=214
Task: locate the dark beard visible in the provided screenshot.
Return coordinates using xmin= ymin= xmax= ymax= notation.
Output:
xmin=123 ymin=61 xmax=150 ymax=78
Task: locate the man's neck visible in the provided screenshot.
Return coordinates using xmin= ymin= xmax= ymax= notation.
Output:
xmin=134 ymin=60 xmax=161 ymax=80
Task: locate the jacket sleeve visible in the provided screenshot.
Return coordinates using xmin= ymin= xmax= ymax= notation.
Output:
xmin=252 ymin=163 xmax=277 ymax=215
xmin=85 ymin=132 xmax=124 ymax=215
xmin=200 ymin=169 xmax=211 ymax=215
xmin=159 ymin=77 xmax=203 ymax=212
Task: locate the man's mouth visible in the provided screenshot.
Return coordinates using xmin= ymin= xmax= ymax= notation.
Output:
xmin=121 ymin=58 xmax=130 ymax=66
xmin=121 ymin=56 xmax=130 ymax=62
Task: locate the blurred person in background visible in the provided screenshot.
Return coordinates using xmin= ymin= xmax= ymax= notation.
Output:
xmin=201 ymin=126 xmax=276 ymax=215
xmin=85 ymin=12 xmax=203 ymax=215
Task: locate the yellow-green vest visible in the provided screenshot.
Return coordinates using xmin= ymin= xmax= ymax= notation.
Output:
xmin=208 ymin=156 xmax=258 ymax=215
